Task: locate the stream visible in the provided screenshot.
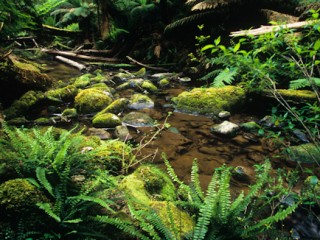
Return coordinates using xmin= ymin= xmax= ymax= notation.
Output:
xmin=41 ymin=59 xmax=282 ymax=192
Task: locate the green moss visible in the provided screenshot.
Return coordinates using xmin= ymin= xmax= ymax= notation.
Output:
xmin=277 ymin=89 xmax=317 ymax=102
xmin=159 ymin=78 xmax=170 ymax=87
xmin=150 ymin=201 xmax=194 ymax=238
xmin=96 ymin=98 xmax=129 ymax=115
xmin=172 ymin=86 xmax=246 ymax=116
xmin=34 ymin=117 xmax=52 ymax=125
xmin=61 ymin=108 xmax=78 ymax=118
xmin=89 ymin=140 xmax=135 ymax=173
xmin=75 ymin=88 xmax=113 ymax=113
xmin=287 ymin=143 xmax=320 ymax=163
xmin=141 ymin=80 xmax=158 ymax=92
xmin=72 ymin=73 xmax=93 ymax=88
xmin=45 ymin=85 xmax=78 ymax=102
xmin=4 ymin=91 xmax=45 ymax=119
xmin=90 ymin=83 xmax=114 ymax=93
xmin=92 ymin=113 xmax=122 ymax=128
xmin=133 ymin=67 xmax=146 ymax=77
xmin=10 ymin=57 xmax=52 ymax=89
xmin=0 ymin=178 xmax=47 ymax=213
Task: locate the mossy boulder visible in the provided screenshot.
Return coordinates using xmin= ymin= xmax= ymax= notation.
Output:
xmin=0 ymin=55 xmax=52 ymax=107
xmin=4 ymin=90 xmax=46 ymax=119
xmin=120 ymin=165 xmax=177 ymax=204
xmin=89 ymin=140 xmax=135 ymax=173
xmin=240 ymin=121 xmax=261 ymax=133
xmin=133 ymin=67 xmax=146 ymax=77
xmin=96 ymin=98 xmax=129 ymax=115
xmin=122 ymin=111 xmax=155 ymax=127
xmin=90 ymin=83 xmax=114 ymax=93
xmin=75 ymin=88 xmax=113 ymax=113
xmin=128 ymin=93 xmax=154 ymax=110
xmin=150 ymin=201 xmax=194 ymax=238
xmin=34 ymin=117 xmax=53 ymax=125
xmin=72 ymin=73 xmax=92 ymax=88
xmin=159 ymin=78 xmax=170 ymax=87
xmin=61 ymin=108 xmax=78 ymax=118
xmin=92 ymin=113 xmax=122 ymax=128
xmin=0 ymin=178 xmax=47 ymax=213
xmin=45 ymin=85 xmax=78 ymax=102
xmin=172 ymin=86 xmax=246 ymax=116
xmin=141 ymin=80 xmax=158 ymax=93
xmin=287 ymin=143 xmax=320 ymax=163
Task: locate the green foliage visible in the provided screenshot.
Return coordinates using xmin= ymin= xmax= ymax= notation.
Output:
xmin=0 ymin=0 xmax=38 ymax=37
xmin=0 ymin=124 xmax=85 ymax=177
xmin=162 ymin=154 xmax=299 ymax=239
xmin=35 ymin=0 xmax=68 ymax=16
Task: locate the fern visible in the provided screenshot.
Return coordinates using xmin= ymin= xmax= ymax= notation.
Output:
xmin=35 ymin=0 xmax=68 ymax=16
xmin=191 ymin=158 xmax=204 ymax=201
xmin=211 ymin=67 xmax=238 ymax=87
xmin=289 ymin=77 xmax=320 ymax=89
xmin=37 ymin=202 xmax=61 ymax=222
xmin=36 ymin=167 xmax=54 ymax=197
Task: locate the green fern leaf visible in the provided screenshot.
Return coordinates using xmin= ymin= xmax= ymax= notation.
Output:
xmin=289 ymin=77 xmax=320 ymax=89
xmin=37 ymin=202 xmax=61 ymax=222
xmin=191 ymin=158 xmax=204 ymax=200
xmin=212 ymin=67 xmax=238 ymax=87
xmin=36 ymin=167 xmax=54 ymax=197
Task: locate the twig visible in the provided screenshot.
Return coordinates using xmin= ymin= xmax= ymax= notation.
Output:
xmin=126 ymin=55 xmax=169 ymax=72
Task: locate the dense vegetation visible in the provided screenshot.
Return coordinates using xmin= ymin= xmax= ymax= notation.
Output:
xmin=0 ymin=0 xmax=320 ymax=239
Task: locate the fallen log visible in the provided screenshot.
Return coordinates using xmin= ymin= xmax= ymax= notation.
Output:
xmin=41 ymin=48 xmax=119 ymax=62
xmin=230 ymin=20 xmax=319 ymax=37
xmin=42 ymin=24 xmax=82 ymax=37
xmin=75 ymin=49 xmax=113 ymax=55
xmin=55 ymin=55 xmax=87 ymax=71
xmin=126 ymin=56 xmax=168 ymax=72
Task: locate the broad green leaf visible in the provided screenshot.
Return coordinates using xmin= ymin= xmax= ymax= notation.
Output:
xmin=201 ymin=44 xmax=214 ymax=52
xmin=214 ymin=36 xmax=221 ymax=45
xmin=233 ymin=42 xmax=241 ymax=53
xmin=314 ymin=40 xmax=320 ymax=51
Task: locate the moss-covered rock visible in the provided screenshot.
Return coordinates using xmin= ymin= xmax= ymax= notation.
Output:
xmin=128 ymin=93 xmax=154 ymax=110
xmin=61 ymin=108 xmax=78 ymax=118
xmin=133 ymin=67 xmax=146 ymax=77
xmin=4 ymin=90 xmax=46 ymax=119
xmin=120 ymin=165 xmax=177 ymax=204
xmin=0 ymin=178 xmax=47 ymax=213
xmin=240 ymin=121 xmax=261 ymax=133
xmin=172 ymin=86 xmax=246 ymax=116
xmin=150 ymin=201 xmax=194 ymax=238
xmin=89 ymin=140 xmax=135 ymax=173
xmin=90 ymin=83 xmax=114 ymax=93
xmin=34 ymin=117 xmax=53 ymax=125
xmin=159 ymin=78 xmax=170 ymax=87
xmin=141 ymin=80 xmax=158 ymax=93
xmin=122 ymin=111 xmax=155 ymax=127
xmin=45 ymin=85 xmax=78 ymax=102
xmin=287 ymin=143 xmax=320 ymax=163
xmin=92 ymin=113 xmax=122 ymax=128
xmin=72 ymin=73 xmax=92 ymax=88
xmin=0 ymin=56 xmax=52 ymax=107
xmin=96 ymin=98 xmax=129 ymax=115
xmin=75 ymin=88 xmax=113 ymax=113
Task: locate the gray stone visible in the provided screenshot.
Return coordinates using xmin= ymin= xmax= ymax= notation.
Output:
xmin=87 ymin=128 xmax=111 ymax=140
xmin=128 ymin=94 xmax=154 ymax=110
xmin=218 ymin=111 xmax=231 ymax=119
xmin=211 ymin=121 xmax=240 ymax=137
xmin=123 ymin=112 xmax=155 ymax=127
xmin=115 ymin=125 xmax=132 ymax=141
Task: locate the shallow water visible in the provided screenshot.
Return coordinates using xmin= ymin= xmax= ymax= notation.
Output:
xmin=42 ymin=60 xmax=288 ymax=191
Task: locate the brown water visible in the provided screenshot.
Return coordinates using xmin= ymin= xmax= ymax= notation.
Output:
xmin=44 ymin=61 xmax=287 ymax=191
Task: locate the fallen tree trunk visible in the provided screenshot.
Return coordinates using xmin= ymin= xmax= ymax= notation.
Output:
xmin=55 ymin=56 xmax=87 ymax=71
xmin=75 ymin=49 xmax=113 ymax=55
xmin=230 ymin=20 xmax=319 ymax=37
xmin=42 ymin=48 xmax=119 ymax=62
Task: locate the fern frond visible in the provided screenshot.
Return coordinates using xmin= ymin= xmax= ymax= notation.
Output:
xmin=191 ymin=0 xmax=238 ymax=11
xmin=37 ymin=202 xmax=61 ymax=222
xmin=95 ymin=215 xmax=149 ymax=240
xmin=36 ymin=0 xmax=68 ymax=16
xmin=244 ymin=203 xmax=298 ymax=236
xmin=217 ymin=167 xmax=231 ymax=223
xmin=193 ymin=170 xmax=219 ymax=240
xmin=68 ymin=195 xmax=115 ymax=214
xmin=36 ymin=167 xmax=54 ymax=197
xmin=212 ymin=67 xmax=238 ymax=87
xmin=289 ymin=77 xmax=320 ymax=89
xmin=164 ymin=11 xmax=214 ymax=34
xmin=191 ymin=158 xmax=204 ymax=200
